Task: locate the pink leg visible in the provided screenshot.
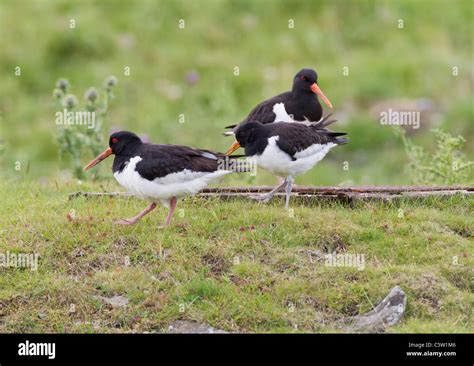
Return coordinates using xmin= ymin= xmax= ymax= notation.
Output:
xmin=159 ymin=197 xmax=177 ymax=228
xmin=278 ymin=175 xmax=297 ymax=188
xmin=115 ymin=202 xmax=157 ymax=225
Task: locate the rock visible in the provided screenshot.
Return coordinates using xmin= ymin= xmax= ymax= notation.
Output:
xmin=167 ymin=320 xmax=228 ymax=334
xmin=98 ymin=295 xmax=129 ymax=308
xmin=340 ymin=285 xmax=407 ymax=333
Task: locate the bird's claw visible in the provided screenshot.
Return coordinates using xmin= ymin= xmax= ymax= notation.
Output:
xmin=115 ymin=219 xmax=136 ymax=225
xmin=248 ymin=194 xmax=273 ymax=203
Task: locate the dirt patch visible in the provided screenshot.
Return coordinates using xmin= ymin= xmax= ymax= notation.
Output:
xmin=319 ymin=235 xmax=348 ymax=253
xmin=397 ymin=273 xmax=448 ymax=315
xmin=0 ymin=295 xmax=31 ymax=316
xmin=65 ymin=252 xmax=120 ymax=276
xmin=449 ymin=226 xmax=473 ymax=238
xmin=201 ymin=253 xmax=229 ymax=276
xmin=441 ymin=267 xmax=474 ymax=291
xmin=142 ymin=292 xmax=167 ymax=312
xmin=113 ymin=236 xmax=140 ymax=252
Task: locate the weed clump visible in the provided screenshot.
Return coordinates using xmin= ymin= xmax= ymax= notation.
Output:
xmin=53 ymin=76 xmax=118 ymax=179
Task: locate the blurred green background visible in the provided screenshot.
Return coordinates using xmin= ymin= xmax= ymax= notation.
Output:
xmin=0 ymin=0 xmax=472 ymax=185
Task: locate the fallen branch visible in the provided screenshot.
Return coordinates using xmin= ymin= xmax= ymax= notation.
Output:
xmin=69 ymin=185 xmax=473 ymax=202
xmin=339 ymin=286 xmax=407 ymax=333
xmin=200 ymin=185 xmax=473 ymax=194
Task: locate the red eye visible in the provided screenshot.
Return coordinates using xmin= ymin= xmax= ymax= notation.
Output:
xmin=300 ymin=75 xmax=306 ymax=81
xmin=112 ymin=138 xmax=119 ymax=144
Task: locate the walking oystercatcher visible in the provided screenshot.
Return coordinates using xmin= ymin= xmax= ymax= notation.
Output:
xmin=84 ymin=131 xmax=244 ymax=227
xmin=226 ymin=119 xmax=347 ymax=209
xmin=223 ymin=68 xmax=333 ymax=137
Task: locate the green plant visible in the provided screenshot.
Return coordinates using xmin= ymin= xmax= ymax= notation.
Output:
xmin=53 ymin=76 xmax=117 ymax=179
xmin=399 ymin=128 xmax=473 ymax=185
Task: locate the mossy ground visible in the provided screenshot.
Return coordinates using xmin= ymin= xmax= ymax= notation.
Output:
xmin=0 ymin=180 xmax=472 ymax=333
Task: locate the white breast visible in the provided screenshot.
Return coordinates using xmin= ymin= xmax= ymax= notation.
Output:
xmin=272 ymin=103 xmax=295 ymax=122
xmin=113 ymin=156 xmax=232 ymax=202
xmin=256 ymin=136 xmax=336 ymax=177
xmin=272 ymin=103 xmax=323 ymax=124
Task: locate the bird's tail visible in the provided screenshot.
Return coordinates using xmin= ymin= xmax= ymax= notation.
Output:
xmin=311 ymin=114 xmax=348 ymax=145
xmin=311 ymin=113 xmax=338 ymax=129
xmin=222 ymin=123 xmax=237 ymax=136
xmin=335 ymin=136 xmax=349 ymax=145
xmin=327 ymin=132 xmax=348 ymax=145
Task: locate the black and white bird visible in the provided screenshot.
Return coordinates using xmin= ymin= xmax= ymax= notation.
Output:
xmin=84 ymin=131 xmax=244 ymax=227
xmin=223 ymin=68 xmax=333 ymax=138
xmin=226 ymin=120 xmax=347 ymax=209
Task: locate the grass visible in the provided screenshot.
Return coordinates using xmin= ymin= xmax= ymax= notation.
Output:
xmin=0 ymin=179 xmax=472 ymax=333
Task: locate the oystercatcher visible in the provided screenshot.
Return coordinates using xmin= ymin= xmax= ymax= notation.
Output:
xmin=223 ymin=68 xmax=333 ymax=138
xmin=84 ymin=131 xmax=245 ymax=227
xmin=226 ymin=119 xmax=347 ymax=209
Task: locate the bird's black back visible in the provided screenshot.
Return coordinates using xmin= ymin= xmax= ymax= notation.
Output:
xmin=113 ymin=143 xmax=240 ymax=181
xmin=227 ymin=90 xmax=322 ymax=131
xmin=245 ymin=122 xmax=347 ymax=159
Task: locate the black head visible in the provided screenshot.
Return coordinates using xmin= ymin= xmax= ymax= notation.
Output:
xmin=109 ymin=131 xmax=142 ymax=155
xmin=225 ymin=121 xmax=266 ymax=156
xmin=292 ymin=68 xmax=318 ymax=93
xmin=292 ymin=68 xmax=333 ymax=108
xmin=234 ymin=121 xmax=265 ymax=148
xmin=83 ymin=130 xmax=143 ymax=171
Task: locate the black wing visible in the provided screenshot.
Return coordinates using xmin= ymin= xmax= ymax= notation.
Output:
xmin=268 ymin=123 xmax=347 ymax=159
xmin=224 ymin=92 xmax=292 ymax=130
xmin=135 ymin=144 xmax=230 ymax=180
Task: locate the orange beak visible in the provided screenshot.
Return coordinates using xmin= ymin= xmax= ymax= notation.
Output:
xmin=225 ymin=141 xmax=241 ymax=156
xmin=83 ymin=147 xmax=113 ymax=171
xmin=311 ymin=83 xmax=333 ymax=109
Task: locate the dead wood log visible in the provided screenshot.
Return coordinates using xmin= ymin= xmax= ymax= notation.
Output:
xmin=68 ymin=186 xmax=473 ymax=202
xmin=339 ymin=286 xmax=407 ymax=333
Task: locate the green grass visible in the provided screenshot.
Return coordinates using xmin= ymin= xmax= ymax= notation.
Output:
xmin=0 ymin=180 xmax=472 ymax=333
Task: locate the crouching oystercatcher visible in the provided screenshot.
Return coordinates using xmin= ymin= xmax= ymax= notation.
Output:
xmin=223 ymin=68 xmax=333 ymax=137
xmin=84 ymin=131 xmax=245 ymax=227
xmin=226 ymin=119 xmax=347 ymax=209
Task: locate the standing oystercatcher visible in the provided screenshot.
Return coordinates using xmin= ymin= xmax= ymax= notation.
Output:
xmin=226 ymin=121 xmax=347 ymax=209
xmin=84 ymin=131 xmax=244 ymax=227
xmin=223 ymin=68 xmax=333 ymax=137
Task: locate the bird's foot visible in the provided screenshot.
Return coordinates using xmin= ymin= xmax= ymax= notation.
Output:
xmin=248 ymin=193 xmax=274 ymax=203
xmin=157 ymin=223 xmax=170 ymax=229
xmin=115 ymin=218 xmax=138 ymax=225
